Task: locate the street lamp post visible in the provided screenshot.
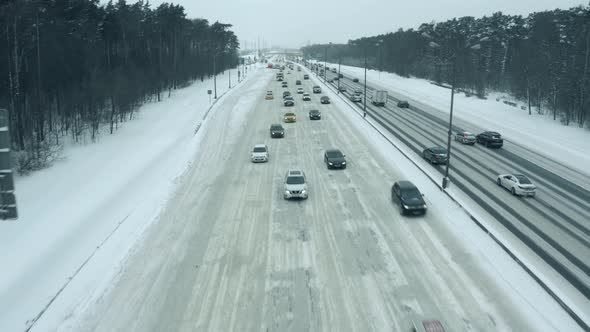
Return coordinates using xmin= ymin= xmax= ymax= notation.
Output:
xmin=377 ymin=39 xmax=383 ymax=79
xmin=352 ymin=41 xmax=369 ymax=118
xmin=337 ymin=58 xmax=341 ymax=93
xmin=425 ymin=36 xmax=484 ymax=189
xmin=363 ymin=49 xmax=367 ymax=118
xmin=442 ymin=59 xmax=456 ymax=189
xmin=213 ymin=55 xmax=218 ymax=99
xmin=324 ymin=42 xmax=331 ymax=84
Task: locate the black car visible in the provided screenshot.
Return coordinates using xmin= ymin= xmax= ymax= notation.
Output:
xmin=309 ymin=110 xmax=321 ymax=120
xmin=320 ymin=96 xmax=330 ymax=104
xmin=296 ymin=80 xmax=302 ymax=85
xmin=313 ymin=86 xmax=322 ymax=93
xmin=476 ymin=131 xmax=503 ymax=148
xmin=304 ymin=74 xmax=309 ymax=79
xmin=422 ymin=147 xmax=448 ymax=164
xmin=270 ymin=124 xmax=285 ymax=138
xmin=338 ymin=73 xmax=343 ymax=78
xmin=338 ymin=86 xmax=346 ymax=92
xmin=352 ymin=78 xmax=359 ymax=82
xmin=391 ymin=181 xmax=427 ymax=215
xmin=283 ymin=91 xmax=291 ymax=98
xmin=397 ymin=100 xmax=410 ymax=108
xmin=324 ymin=149 xmax=346 ymax=169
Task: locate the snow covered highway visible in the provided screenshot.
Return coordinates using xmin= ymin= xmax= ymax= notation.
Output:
xmin=71 ymin=64 xmax=579 ymax=331
xmin=320 ymin=65 xmax=590 ymax=327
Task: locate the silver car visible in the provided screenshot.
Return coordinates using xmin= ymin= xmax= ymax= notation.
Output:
xmin=284 ymin=169 xmax=308 ymax=200
xmin=454 ymin=131 xmax=476 ymax=145
xmin=251 ymin=144 xmax=269 ymax=163
xmin=497 ymin=173 xmax=536 ymax=197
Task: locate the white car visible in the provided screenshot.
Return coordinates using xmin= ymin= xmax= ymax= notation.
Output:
xmin=350 ymin=93 xmax=362 ymax=102
xmin=284 ymin=169 xmax=308 ymax=200
xmin=297 ymin=87 xmax=304 ymax=94
xmin=302 ymin=93 xmax=311 ymax=101
xmin=251 ymin=144 xmax=269 ymax=163
xmin=497 ymin=174 xmax=536 ymax=197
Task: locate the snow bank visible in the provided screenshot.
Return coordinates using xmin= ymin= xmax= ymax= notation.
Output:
xmin=0 ymin=65 xmax=261 ymax=332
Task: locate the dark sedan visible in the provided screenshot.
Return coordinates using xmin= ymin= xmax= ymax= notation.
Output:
xmin=476 ymin=131 xmax=503 ymax=148
xmin=391 ymin=181 xmax=427 ymax=216
xmin=422 ymin=147 xmax=448 ymax=164
xmin=309 ymin=110 xmax=321 ymax=120
xmin=324 ymin=149 xmax=346 ymax=169
xmin=397 ymin=100 xmax=410 ymax=108
xmin=320 ymin=96 xmax=331 ymax=104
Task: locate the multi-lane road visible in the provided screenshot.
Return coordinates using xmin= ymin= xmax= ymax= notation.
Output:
xmin=74 ymin=64 xmax=554 ymax=331
xmin=317 ymin=64 xmax=590 ymax=320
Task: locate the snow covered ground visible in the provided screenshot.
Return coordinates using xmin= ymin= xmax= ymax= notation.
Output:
xmin=0 ymin=66 xmax=258 ymax=332
xmin=0 ymin=58 xmax=585 ymax=331
xmin=317 ymin=61 xmax=590 ymax=178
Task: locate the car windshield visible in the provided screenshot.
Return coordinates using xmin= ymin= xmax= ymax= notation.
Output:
xmin=271 ymin=126 xmax=282 ymax=130
xmin=253 ymin=147 xmax=266 ymax=153
xmin=515 ymin=175 xmax=532 ymax=184
xmin=326 ymin=150 xmax=343 ymax=158
xmin=402 ymin=188 xmax=422 ymax=199
xmin=286 ymin=176 xmax=305 ymax=185
xmin=432 ymin=148 xmax=447 ymax=154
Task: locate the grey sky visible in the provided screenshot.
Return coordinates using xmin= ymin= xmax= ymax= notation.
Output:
xmin=140 ymin=0 xmax=584 ymax=49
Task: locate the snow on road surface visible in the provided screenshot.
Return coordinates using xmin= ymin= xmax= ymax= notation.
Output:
xmin=0 ymin=67 xmax=250 ymax=332
xmin=62 ymin=65 xmax=581 ymax=331
xmin=319 ymin=62 xmax=590 ymax=180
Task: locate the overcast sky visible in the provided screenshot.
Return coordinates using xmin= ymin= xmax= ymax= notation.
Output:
xmin=133 ymin=0 xmax=584 ymax=49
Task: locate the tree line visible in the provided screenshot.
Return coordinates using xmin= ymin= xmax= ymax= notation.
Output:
xmin=0 ymin=0 xmax=239 ymax=173
xmin=302 ymin=4 xmax=590 ymax=129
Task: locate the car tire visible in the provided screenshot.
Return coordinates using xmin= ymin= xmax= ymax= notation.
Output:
xmin=497 ymin=178 xmax=501 ymax=186
xmin=511 ymin=187 xmax=516 ymax=195
xmin=485 ymin=141 xmax=489 ymax=148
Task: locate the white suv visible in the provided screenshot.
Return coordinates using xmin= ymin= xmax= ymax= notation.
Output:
xmin=251 ymin=144 xmax=269 ymax=162
xmin=284 ymin=169 xmax=308 ymax=200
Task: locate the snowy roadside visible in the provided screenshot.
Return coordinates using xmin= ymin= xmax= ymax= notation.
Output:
xmin=304 ymin=66 xmax=585 ymax=331
xmin=0 ymin=65 xmax=261 ymax=332
xmin=314 ymin=61 xmax=590 ymax=178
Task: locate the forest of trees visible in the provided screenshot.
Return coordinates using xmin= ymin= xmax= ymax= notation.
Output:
xmin=0 ymin=0 xmax=239 ymax=173
xmin=302 ymin=4 xmax=590 ymax=130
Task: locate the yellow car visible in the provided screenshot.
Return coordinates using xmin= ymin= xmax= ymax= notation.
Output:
xmin=265 ymin=91 xmax=273 ymax=100
xmin=283 ymin=112 xmax=296 ymax=123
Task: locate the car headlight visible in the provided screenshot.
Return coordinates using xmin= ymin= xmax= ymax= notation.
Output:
xmin=285 ymin=190 xmax=290 ymax=195
xmin=302 ymin=190 xmax=307 ymax=194
xmin=403 ymin=204 xmax=410 ymax=209
xmin=423 ymin=204 xmax=427 ymax=208
xmin=341 ymin=161 xmax=346 ymax=164
xmin=328 ymin=162 xmax=333 ymax=165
